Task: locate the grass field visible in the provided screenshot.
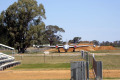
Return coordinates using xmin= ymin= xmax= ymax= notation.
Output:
xmin=11 ymin=53 xmax=120 ymax=70
xmin=90 ymin=49 xmax=120 ymax=53
xmin=13 ymin=63 xmax=70 ymax=70
xmin=95 ymin=55 xmax=120 ymax=69
xmin=12 ymin=53 xmax=83 ymax=70
xmin=15 ymin=54 xmax=83 ymax=64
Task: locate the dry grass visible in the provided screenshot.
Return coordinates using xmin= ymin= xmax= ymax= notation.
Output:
xmin=14 ymin=54 xmax=83 ymax=64
xmin=95 ymin=55 xmax=120 ymax=69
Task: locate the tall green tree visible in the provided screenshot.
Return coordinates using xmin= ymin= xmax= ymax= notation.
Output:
xmin=73 ymin=37 xmax=81 ymax=43
xmin=45 ymin=25 xmax=65 ymax=45
xmin=92 ymin=40 xmax=99 ymax=45
xmin=69 ymin=37 xmax=81 ymax=43
xmin=28 ymin=22 xmax=46 ymax=46
xmin=0 ymin=0 xmax=46 ymax=53
xmin=0 ymin=11 xmax=8 ymax=44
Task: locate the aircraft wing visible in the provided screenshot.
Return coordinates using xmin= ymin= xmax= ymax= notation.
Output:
xmin=69 ymin=45 xmax=94 ymax=48
xmin=34 ymin=45 xmax=63 ymax=48
xmin=76 ymin=45 xmax=93 ymax=47
xmin=48 ymin=46 xmax=63 ymax=48
xmin=56 ymin=46 xmax=63 ymax=48
xmin=69 ymin=46 xmax=75 ymax=48
xmin=44 ymin=45 xmax=63 ymax=47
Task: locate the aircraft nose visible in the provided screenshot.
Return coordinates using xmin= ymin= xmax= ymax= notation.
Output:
xmin=93 ymin=45 xmax=96 ymax=47
xmin=64 ymin=45 xmax=69 ymax=49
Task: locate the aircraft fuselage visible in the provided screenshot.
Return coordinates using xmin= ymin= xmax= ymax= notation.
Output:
xmin=56 ymin=44 xmax=75 ymax=52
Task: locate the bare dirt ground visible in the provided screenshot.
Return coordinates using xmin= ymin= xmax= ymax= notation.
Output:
xmin=0 ymin=70 xmax=120 ymax=80
xmin=0 ymin=70 xmax=70 ymax=80
xmin=103 ymin=70 xmax=120 ymax=78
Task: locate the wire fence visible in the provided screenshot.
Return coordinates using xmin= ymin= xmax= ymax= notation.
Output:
xmin=81 ymin=50 xmax=102 ymax=80
xmin=14 ymin=53 xmax=83 ymax=64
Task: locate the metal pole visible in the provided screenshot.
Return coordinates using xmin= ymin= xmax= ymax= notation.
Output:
xmin=86 ymin=61 xmax=89 ymax=80
xmin=44 ymin=53 xmax=45 ymax=63
xmin=21 ymin=55 xmax=23 ymax=60
xmin=86 ymin=52 xmax=89 ymax=62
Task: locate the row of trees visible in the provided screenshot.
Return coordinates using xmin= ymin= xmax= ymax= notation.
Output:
xmin=69 ymin=38 xmax=120 ymax=47
xmin=100 ymin=41 xmax=120 ymax=47
xmin=69 ymin=37 xmax=81 ymax=43
xmin=92 ymin=40 xmax=120 ymax=47
xmin=0 ymin=0 xmax=65 ymax=53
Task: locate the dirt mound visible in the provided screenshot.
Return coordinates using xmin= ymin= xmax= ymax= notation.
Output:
xmin=75 ymin=46 xmax=95 ymax=51
xmin=76 ymin=43 xmax=116 ymax=51
xmin=75 ymin=46 xmax=116 ymax=51
xmin=95 ymin=46 xmax=116 ymax=50
xmin=45 ymin=48 xmax=57 ymax=52
xmin=75 ymin=43 xmax=95 ymax=51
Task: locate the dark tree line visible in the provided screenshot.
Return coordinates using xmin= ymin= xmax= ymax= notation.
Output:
xmin=100 ymin=41 xmax=120 ymax=47
xmin=0 ymin=0 xmax=65 ymax=53
xmin=92 ymin=40 xmax=120 ymax=47
xmin=69 ymin=37 xmax=81 ymax=43
xmin=69 ymin=38 xmax=120 ymax=47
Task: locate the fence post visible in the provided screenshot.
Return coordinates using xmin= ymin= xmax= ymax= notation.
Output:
xmin=81 ymin=50 xmax=84 ymax=58
xmin=86 ymin=52 xmax=89 ymax=61
xmin=96 ymin=61 xmax=102 ymax=80
xmin=86 ymin=61 xmax=89 ymax=80
xmin=71 ymin=61 xmax=86 ymax=80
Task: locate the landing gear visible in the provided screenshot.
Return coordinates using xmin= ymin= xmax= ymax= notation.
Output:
xmin=65 ymin=49 xmax=68 ymax=52
xmin=58 ymin=48 xmax=60 ymax=53
xmin=73 ymin=48 xmax=75 ymax=52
